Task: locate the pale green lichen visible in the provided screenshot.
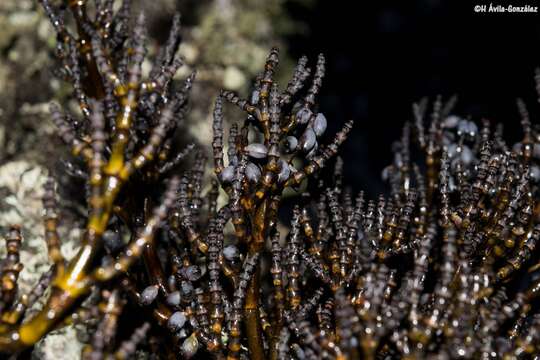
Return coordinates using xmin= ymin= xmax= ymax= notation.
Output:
xmin=0 ymin=160 xmax=81 ymax=294
xmin=33 ymin=325 xmax=85 ymax=360
xmin=0 ymin=160 xmax=85 ymax=358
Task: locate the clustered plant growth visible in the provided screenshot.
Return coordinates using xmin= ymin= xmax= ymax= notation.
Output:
xmin=0 ymin=0 xmax=539 ymax=359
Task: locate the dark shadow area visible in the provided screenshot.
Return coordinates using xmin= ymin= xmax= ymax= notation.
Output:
xmin=285 ymin=0 xmax=540 ymax=197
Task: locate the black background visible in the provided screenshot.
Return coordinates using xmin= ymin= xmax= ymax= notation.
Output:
xmin=285 ymin=0 xmax=540 ymax=196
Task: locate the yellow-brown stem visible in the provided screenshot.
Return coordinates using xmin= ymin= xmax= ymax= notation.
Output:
xmin=244 ymin=266 xmax=265 ymax=360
